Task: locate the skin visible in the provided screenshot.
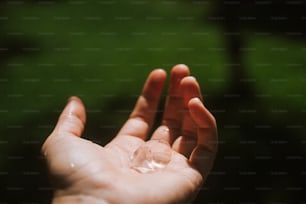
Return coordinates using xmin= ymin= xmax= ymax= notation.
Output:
xmin=42 ymin=64 xmax=218 ymax=204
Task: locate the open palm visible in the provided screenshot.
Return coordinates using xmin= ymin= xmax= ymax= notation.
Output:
xmin=42 ymin=65 xmax=218 ymax=204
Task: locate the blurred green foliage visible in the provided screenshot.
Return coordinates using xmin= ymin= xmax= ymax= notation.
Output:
xmin=0 ymin=0 xmax=305 ymax=203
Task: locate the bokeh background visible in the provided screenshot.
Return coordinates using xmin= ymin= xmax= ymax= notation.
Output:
xmin=1 ymin=0 xmax=306 ymax=203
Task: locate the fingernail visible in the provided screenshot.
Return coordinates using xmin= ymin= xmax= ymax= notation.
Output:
xmin=181 ymin=76 xmax=198 ymax=86
xmin=190 ymin=97 xmax=201 ymax=103
xmin=189 ymin=76 xmax=196 ymax=81
xmin=67 ymin=96 xmax=81 ymax=104
xmin=67 ymin=96 xmax=74 ymax=103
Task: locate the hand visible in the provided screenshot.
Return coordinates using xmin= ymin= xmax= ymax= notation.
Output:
xmin=42 ymin=64 xmax=218 ymax=204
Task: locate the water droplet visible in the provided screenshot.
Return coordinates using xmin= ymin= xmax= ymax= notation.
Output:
xmin=130 ymin=140 xmax=172 ymax=173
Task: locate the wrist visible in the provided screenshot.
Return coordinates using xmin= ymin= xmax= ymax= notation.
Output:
xmin=52 ymin=194 xmax=108 ymax=204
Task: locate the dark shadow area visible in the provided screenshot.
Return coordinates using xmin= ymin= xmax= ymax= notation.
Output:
xmin=194 ymin=93 xmax=306 ymax=203
xmin=0 ymin=0 xmax=305 ymax=203
xmin=205 ymin=0 xmax=306 ymax=97
xmin=183 ymin=1 xmax=306 ymax=202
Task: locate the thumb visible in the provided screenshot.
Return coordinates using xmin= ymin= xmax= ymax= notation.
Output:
xmin=52 ymin=96 xmax=86 ymax=137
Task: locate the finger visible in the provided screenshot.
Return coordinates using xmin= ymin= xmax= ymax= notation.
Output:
xmin=172 ymin=77 xmax=202 ymax=157
xmin=181 ymin=76 xmax=202 ymax=139
xmin=117 ymin=69 xmax=167 ymax=140
xmin=52 ymin=96 xmax=86 ymax=137
xmin=188 ymin=98 xmax=218 ymax=178
xmin=152 ymin=64 xmax=189 ymax=143
xmin=188 ymin=98 xmax=217 ymax=151
xmin=172 ymin=136 xmax=197 ymax=158
xmin=181 ymin=76 xmax=203 ymax=107
xmin=150 ymin=125 xmax=170 ymax=143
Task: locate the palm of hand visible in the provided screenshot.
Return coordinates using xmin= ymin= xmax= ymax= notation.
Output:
xmin=42 ymin=65 xmax=217 ymax=204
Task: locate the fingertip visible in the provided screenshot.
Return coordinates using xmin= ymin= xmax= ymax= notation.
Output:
xmin=53 ymin=96 xmax=86 ymax=137
xmin=188 ymin=97 xmax=204 ymax=115
xmin=154 ymin=68 xmax=166 ymax=74
xmin=143 ymin=69 xmax=167 ymax=98
xmin=67 ymin=96 xmax=82 ymax=104
xmin=173 ymin=64 xmax=189 ymax=70
xmin=188 ymin=97 xmax=202 ymax=106
xmin=151 ymin=68 xmax=167 ymax=82
xmin=180 ymin=76 xmax=198 ymax=86
xmin=188 ymin=97 xmax=216 ymax=128
xmin=180 ymin=77 xmax=202 ymax=106
xmin=171 ymin=64 xmax=190 ymax=76
xmin=65 ymin=96 xmax=86 ymax=124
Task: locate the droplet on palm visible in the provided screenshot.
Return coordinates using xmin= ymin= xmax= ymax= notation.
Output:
xmin=130 ymin=140 xmax=172 ymax=173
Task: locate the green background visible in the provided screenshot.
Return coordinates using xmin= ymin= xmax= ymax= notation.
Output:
xmin=0 ymin=0 xmax=305 ymax=203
